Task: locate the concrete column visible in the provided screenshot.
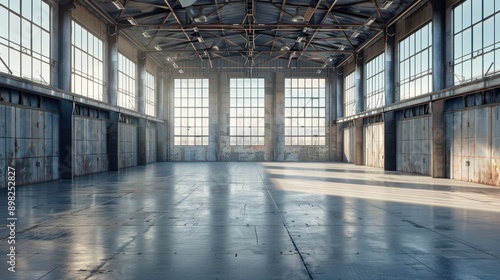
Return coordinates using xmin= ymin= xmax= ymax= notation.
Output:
xmin=107 ymin=33 xmax=118 ymax=106
xmin=336 ymin=69 xmax=343 ymax=119
xmin=50 ymin=2 xmax=60 ymax=87
xmin=58 ymin=1 xmax=73 ymax=91
xmin=265 ymin=73 xmax=276 ymax=160
xmin=385 ymin=25 xmax=396 ymax=105
xmin=384 ymin=25 xmax=397 ymax=171
xmin=353 ymin=118 xmax=363 ymax=165
xmin=138 ymin=52 xmax=146 ymax=114
xmin=59 ymin=100 xmax=73 ymax=179
xmin=208 ymin=72 xmax=219 ymax=161
xmin=431 ymin=0 xmax=447 ymax=178
xmin=156 ymin=70 xmax=166 ymax=161
xmin=384 ymin=111 xmax=396 ymax=171
xmin=329 ymin=71 xmax=338 ymax=161
xmin=432 ymin=0 xmax=446 ymax=92
xmin=431 ymin=100 xmax=446 ymax=178
xmin=355 ymin=52 xmax=364 ymax=114
xmin=108 ymin=112 xmax=120 ymax=171
xmin=157 ymin=70 xmax=164 ymax=120
xmin=274 ymin=72 xmax=285 ymax=161
xmin=137 ymin=119 xmax=146 ymax=165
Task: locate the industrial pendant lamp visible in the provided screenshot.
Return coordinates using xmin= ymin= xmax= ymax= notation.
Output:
xmin=291 ymin=6 xmax=304 ymax=22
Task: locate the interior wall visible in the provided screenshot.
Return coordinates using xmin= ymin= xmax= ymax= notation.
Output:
xmin=363 ymin=123 xmax=384 ymax=168
xmin=146 ymin=122 xmax=157 ymax=164
xmin=343 ymin=126 xmax=354 ymax=163
xmin=73 ymin=116 xmax=108 ymax=176
xmin=446 ymin=106 xmax=500 ymax=186
xmin=119 ymin=123 xmax=138 ymax=168
xmin=396 ymin=116 xmax=431 ymax=175
xmin=0 ymin=104 xmax=59 ymax=186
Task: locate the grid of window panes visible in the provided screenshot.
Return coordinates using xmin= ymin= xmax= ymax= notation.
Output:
xmin=0 ymin=0 xmax=51 ymax=84
xmin=174 ymin=79 xmax=209 ymax=146
xmin=284 ymin=78 xmax=326 ymax=146
xmin=365 ymin=53 xmax=385 ymax=110
xmin=145 ymin=71 xmax=156 ymax=117
xmin=344 ymin=72 xmax=355 ymax=117
xmin=453 ymin=0 xmax=500 ymax=84
xmin=229 ymin=78 xmax=265 ymax=145
xmin=399 ymin=22 xmax=433 ymax=100
xmin=117 ymin=53 xmax=136 ymax=110
xmin=71 ymin=21 xmax=104 ymax=101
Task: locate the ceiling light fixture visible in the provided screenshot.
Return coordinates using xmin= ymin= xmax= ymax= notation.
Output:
xmin=142 ymin=30 xmax=150 ymax=38
xmin=127 ymin=17 xmax=138 ymax=25
xmin=179 ymin=69 xmax=184 ymax=73
xmin=211 ymin=45 xmax=220 ymax=51
xmin=351 ymin=30 xmax=361 ymax=38
xmin=154 ymin=44 xmax=162 ymax=51
xmin=381 ymin=0 xmax=394 ymax=10
xmin=280 ymin=45 xmax=290 ymax=51
xmin=338 ymin=44 xmax=346 ymax=50
xmin=173 ymin=63 xmax=179 ymax=68
xmin=365 ymin=17 xmax=376 ymax=26
xmin=111 ymin=0 xmax=125 ymax=10
xmin=291 ymin=7 xmax=305 ymax=22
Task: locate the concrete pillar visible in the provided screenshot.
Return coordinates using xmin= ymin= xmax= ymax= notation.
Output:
xmin=355 ymin=52 xmax=364 ymax=114
xmin=156 ymin=70 xmax=166 ymax=162
xmin=336 ymin=69 xmax=343 ymax=119
xmin=265 ymin=72 xmax=276 ymax=160
xmin=329 ymin=71 xmax=338 ymax=161
xmin=385 ymin=25 xmax=396 ymax=105
xmin=432 ymin=0 xmax=446 ymax=92
xmin=59 ymin=100 xmax=73 ymax=178
xmin=138 ymin=52 xmax=146 ymax=114
xmin=431 ymin=0 xmax=446 ymax=178
xmin=208 ymin=72 xmax=219 ymax=161
xmin=431 ymin=100 xmax=446 ymax=178
xmin=107 ymin=33 xmax=118 ymax=106
xmin=108 ymin=112 xmax=120 ymax=171
xmin=274 ymin=72 xmax=285 ymax=161
xmin=384 ymin=25 xmax=397 ymax=171
xmin=58 ymin=1 xmax=73 ymax=92
xmin=384 ymin=111 xmax=396 ymax=171
xmin=353 ymin=118 xmax=363 ymax=165
xmin=50 ymin=3 xmax=60 ymax=87
xmin=137 ymin=119 xmax=146 ymax=165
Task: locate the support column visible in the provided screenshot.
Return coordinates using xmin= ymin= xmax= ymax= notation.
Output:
xmin=138 ymin=52 xmax=146 ymax=114
xmin=330 ymin=71 xmax=338 ymax=161
xmin=384 ymin=25 xmax=397 ymax=171
xmin=336 ymin=69 xmax=343 ymax=119
xmin=355 ymin=52 xmax=364 ymax=114
xmin=354 ymin=118 xmax=363 ymax=165
xmin=108 ymin=112 xmax=119 ymax=171
xmin=208 ymin=72 xmax=219 ymax=161
xmin=59 ymin=100 xmax=73 ymax=179
xmin=431 ymin=0 xmax=446 ymax=178
xmin=58 ymin=1 xmax=73 ymax=91
xmin=137 ymin=119 xmax=146 ymax=165
xmin=275 ymin=72 xmax=285 ymax=161
xmin=156 ymin=70 xmax=166 ymax=161
xmin=431 ymin=100 xmax=446 ymax=178
xmin=107 ymin=32 xmax=118 ymax=106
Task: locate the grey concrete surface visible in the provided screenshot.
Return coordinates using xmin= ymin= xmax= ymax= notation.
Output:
xmin=1 ymin=162 xmax=500 ymax=280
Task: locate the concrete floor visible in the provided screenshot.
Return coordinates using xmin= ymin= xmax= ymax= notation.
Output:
xmin=2 ymin=162 xmax=500 ymax=280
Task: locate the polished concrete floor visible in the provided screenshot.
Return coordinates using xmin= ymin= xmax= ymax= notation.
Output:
xmin=1 ymin=162 xmax=500 ymax=280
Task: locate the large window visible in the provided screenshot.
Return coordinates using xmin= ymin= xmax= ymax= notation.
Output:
xmin=344 ymin=72 xmax=355 ymax=117
xmin=284 ymin=78 xmax=326 ymax=146
xmin=145 ymin=71 xmax=156 ymax=116
xmin=365 ymin=53 xmax=385 ymax=110
xmin=229 ymin=78 xmax=265 ymax=145
xmin=454 ymin=0 xmax=500 ymax=84
xmin=174 ymin=79 xmax=209 ymax=146
xmin=399 ymin=22 xmax=433 ymax=100
xmin=71 ymin=21 xmax=104 ymax=101
xmin=0 ymin=0 xmax=51 ymax=84
xmin=117 ymin=53 xmax=136 ymax=110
